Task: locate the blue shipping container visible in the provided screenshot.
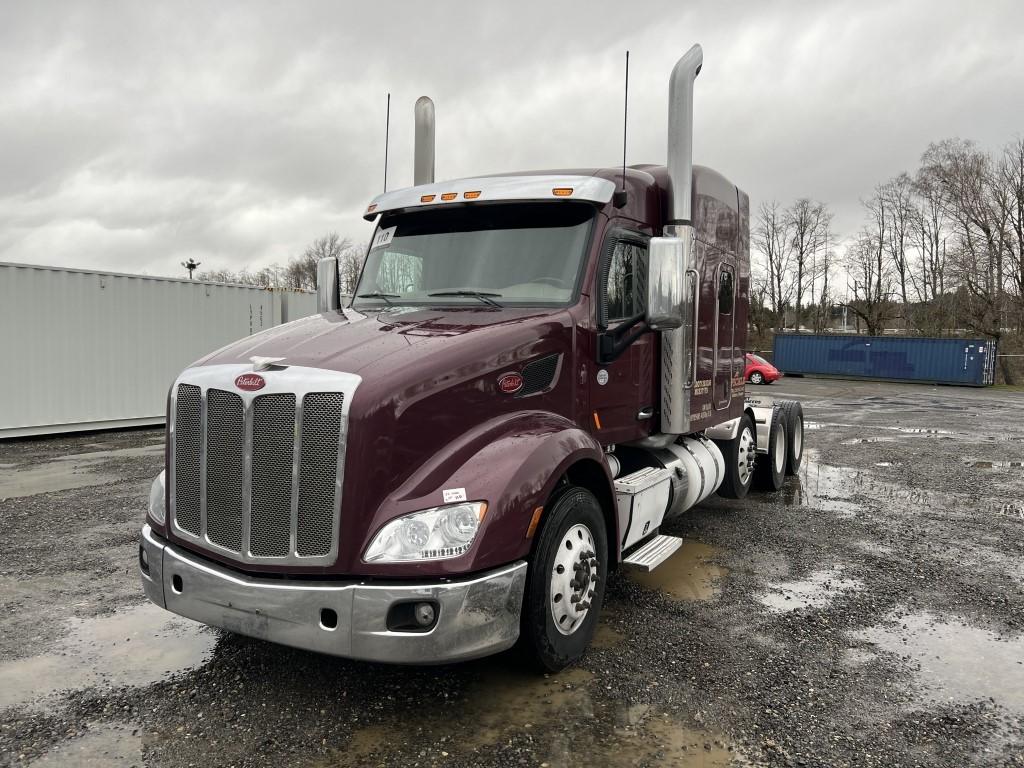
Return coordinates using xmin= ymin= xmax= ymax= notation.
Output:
xmin=772 ymin=334 xmax=997 ymax=386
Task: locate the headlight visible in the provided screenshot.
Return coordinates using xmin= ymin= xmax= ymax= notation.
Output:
xmin=148 ymin=470 xmax=166 ymax=525
xmin=363 ymin=502 xmax=486 ymax=563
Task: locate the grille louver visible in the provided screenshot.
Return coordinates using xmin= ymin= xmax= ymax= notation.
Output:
xmin=171 ymin=372 xmax=350 ymax=566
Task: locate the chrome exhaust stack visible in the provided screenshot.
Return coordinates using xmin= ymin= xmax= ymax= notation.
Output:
xmin=413 ymin=96 xmax=435 ymax=186
xmin=657 ymin=44 xmax=702 ymax=435
xmin=666 ymin=44 xmax=702 ymax=232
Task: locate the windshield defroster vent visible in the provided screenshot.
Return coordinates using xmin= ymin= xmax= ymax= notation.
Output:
xmin=518 ymin=354 xmax=561 ymax=397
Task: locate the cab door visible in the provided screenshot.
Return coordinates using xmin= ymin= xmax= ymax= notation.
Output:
xmin=589 ymin=230 xmax=655 ymax=444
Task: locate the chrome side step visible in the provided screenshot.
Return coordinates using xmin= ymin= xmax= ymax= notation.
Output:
xmin=622 ymin=534 xmax=683 ymax=572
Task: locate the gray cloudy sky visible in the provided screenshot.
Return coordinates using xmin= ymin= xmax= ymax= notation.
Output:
xmin=2 ymin=0 xmax=1022 ymax=278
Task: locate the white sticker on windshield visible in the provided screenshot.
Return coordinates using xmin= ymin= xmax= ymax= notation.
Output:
xmin=371 ymin=226 xmax=396 ymax=250
xmin=443 ymin=487 xmax=467 ymax=503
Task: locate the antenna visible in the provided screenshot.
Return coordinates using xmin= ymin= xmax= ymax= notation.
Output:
xmin=614 ymin=51 xmax=629 ymax=208
xmin=383 ymin=93 xmax=391 ymax=192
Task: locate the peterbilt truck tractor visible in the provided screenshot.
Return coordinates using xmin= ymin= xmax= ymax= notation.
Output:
xmin=139 ymin=44 xmax=805 ymax=671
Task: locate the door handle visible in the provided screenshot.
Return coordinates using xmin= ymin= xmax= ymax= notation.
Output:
xmin=637 ymin=407 xmax=654 ymax=420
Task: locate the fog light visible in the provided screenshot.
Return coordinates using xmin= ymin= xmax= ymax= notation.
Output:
xmin=414 ymin=602 xmax=435 ymax=627
xmin=139 ymin=545 xmax=149 ymax=573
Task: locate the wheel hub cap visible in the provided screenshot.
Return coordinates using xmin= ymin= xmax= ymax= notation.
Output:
xmin=550 ymin=523 xmax=598 ymax=636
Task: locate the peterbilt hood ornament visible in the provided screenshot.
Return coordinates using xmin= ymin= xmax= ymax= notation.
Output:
xmin=250 ymin=356 xmax=286 ymax=371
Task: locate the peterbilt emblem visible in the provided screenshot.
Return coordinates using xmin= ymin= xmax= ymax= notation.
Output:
xmin=497 ymin=372 xmax=524 ymax=394
xmin=235 ymin=373 xmax=266 ymax=391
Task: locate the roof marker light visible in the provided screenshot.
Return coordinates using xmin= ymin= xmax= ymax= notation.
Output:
xmin=367 ymin=203 xmax=378 ymax=212
xmin=464 ymin=190 xmax=481 ymax=199
xmin=440 ymin=192 xmax=458 ymax=201
xmin=420 ymin=194 xmax=436 ymax=203
xmin=552 ymin=187 xmax=574 ymax=197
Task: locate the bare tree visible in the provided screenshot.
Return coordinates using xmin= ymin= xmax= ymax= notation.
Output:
xmin=285 ymin=233 xmax=351 ymax=291
xmin=844 ymin=232 xmax=895 ymax=335
xmin=753 ymin=201 xmax=794 ymax=330
xmin=785 ymin=199 xmax=833 ymax=331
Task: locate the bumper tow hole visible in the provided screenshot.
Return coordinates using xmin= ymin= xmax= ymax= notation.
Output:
xmin=320 ymin=608 xmax=338 ymax=630
xmin=171 ymin=574 xmax=183 ymax=594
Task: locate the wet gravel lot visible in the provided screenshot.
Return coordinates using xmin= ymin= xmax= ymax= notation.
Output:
xmin=1 ymin=378 xmax=1023 ymax=767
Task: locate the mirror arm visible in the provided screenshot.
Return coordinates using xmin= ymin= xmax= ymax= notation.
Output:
xmin=597 ymin=312 xmax=648 ymax=364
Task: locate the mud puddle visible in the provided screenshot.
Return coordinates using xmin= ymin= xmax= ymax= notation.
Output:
xmin=320 ymin=662 xmax=734 ymax=767
xmin=841 ymin=437 xmax=897 ymax=445
xmin=26 ymin=722 xmax=142 ymax=767
xmin=626 ymin=540 xmax=727 ymax=601
xmin=850 ymin=611 xmax=1024 ymax=713
xmin=968 ymin=460 xmax=1024 ymax=469
xmin=783 ymin=459 xmax=864 ymax=517
xmin=758 ymin=568 xmax=862 ymax=613
xmin=0 ymin=443 xmax=163 ymax=499
xmin=0 ymin=603 xmax=217 ymax=711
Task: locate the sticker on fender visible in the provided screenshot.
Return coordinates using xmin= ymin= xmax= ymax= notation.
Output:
xmin=443 ymin=487 xmax=467 ymax=503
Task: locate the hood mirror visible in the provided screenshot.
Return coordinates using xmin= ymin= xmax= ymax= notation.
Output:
xmin=316 ymin=257 xmax=341 ymax=313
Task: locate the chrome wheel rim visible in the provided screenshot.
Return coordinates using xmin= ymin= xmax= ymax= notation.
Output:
xmin=737 ymin=426 xmax=755 ymax=486
xmin=549 ymin=523 xmax=598 ymax=636
xmin=751 ymin=373 xmax=763 ymax=384
xmin=774 ymin=424 xmax=786 ymax=474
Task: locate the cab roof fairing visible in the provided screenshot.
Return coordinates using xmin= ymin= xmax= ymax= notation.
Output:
xmin=362 ymin=175 xmax=617 ymax=221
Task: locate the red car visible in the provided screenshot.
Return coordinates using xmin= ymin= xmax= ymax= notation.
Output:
xmin=745 ymin=353 xmax=781 ymax=385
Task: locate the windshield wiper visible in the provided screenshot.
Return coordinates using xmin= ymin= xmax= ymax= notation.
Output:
xmin=356 ymin=292 xmax=400 ymax=305
xmin=428 ymin=290 xmax=503 ymax=308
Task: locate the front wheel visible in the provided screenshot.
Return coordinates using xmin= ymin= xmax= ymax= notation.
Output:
xmin=714 ymin=414 xmax=756 ymax=499
xmin=521 ymin=485 xmax=608 ymax=672
xmin=749 ymin=371 xmax=765 ymax=385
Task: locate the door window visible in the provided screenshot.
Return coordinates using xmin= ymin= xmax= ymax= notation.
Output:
xmin=605 ymin=238 xmax=648 ymax=323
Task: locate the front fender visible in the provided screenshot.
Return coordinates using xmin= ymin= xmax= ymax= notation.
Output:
xmin=352 ymin=411 xmax=611 ymax=577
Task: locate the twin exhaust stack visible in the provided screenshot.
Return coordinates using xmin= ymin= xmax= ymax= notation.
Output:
xmin=407 ymin=44 xmax=703 ymax=224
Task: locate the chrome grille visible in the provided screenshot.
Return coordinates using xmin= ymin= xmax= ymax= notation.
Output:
xmin=205 ymin=390 xmax=244 ymax=551
xmin=250 ymin=394 xmax=296 ymax=557
xmin=170 ymin=366 xmax=353 ymax=566
xmin=297 ymin=393 xmax=344 ymax=557
xmin=173 ymin=384 xmax=202 ymax=536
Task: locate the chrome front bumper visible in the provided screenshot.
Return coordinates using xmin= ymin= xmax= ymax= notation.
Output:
xmin=139 ymin=524 xmax=527 ymax=664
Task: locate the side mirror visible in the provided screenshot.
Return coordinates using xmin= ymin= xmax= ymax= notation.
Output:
xmin=646 ymin=237 xmax=685 ymax=330
xmin=316 ymin=257 xmax=340 ymax=313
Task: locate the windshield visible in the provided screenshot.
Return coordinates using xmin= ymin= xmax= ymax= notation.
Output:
xmin=747 ymin=353 xmax=771 ymax=366
xmin=352 ymin=202 xmax=595 ymax=308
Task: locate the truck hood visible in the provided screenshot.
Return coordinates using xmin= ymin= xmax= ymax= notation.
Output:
xmin=192 ymin=304 xmax=579 ymax=576
xmin=196 ymin=305 xmax=563 ymax=377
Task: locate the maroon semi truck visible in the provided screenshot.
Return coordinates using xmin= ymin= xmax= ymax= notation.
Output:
xmin=139 ymin=45 xmax=804 ymax=671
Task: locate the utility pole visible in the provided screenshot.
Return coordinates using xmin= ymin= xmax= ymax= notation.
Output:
xmin=181 ymin=259 xmax=201 ymax=280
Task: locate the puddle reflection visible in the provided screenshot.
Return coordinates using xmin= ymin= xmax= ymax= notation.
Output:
xmin=626 ymin=541 xmax=727 ymax=601
xmin=850 ymin=611 xmax=1024 ymax=714
xmin=27 ymin=722 xmax=142 ymax=767
xmin=0 ymin=603 xmax=217 ymax=711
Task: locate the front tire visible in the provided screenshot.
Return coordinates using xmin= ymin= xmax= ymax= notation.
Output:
xmin=749 ymin=371 xmax=765 ymax=385
xmin=714 ymin=414 xmax=756 ymax=499
xmin=521 ymin=485 xmax=608 ymax=672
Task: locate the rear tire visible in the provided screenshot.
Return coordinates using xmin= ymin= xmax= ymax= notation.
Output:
xmin=714 ymin=414 xmax=756 ymax=499
xmin=520 ymin=485 xmax=608 ymax=673
xmin=779 ymin=400 xmax=804 ymax=475
xmin=754 ymin=407 xmax=787 ymax=491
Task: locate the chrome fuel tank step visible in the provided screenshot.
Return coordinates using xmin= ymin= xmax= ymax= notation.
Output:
xmin=622 ymin=534 xmax=683 ymax=572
